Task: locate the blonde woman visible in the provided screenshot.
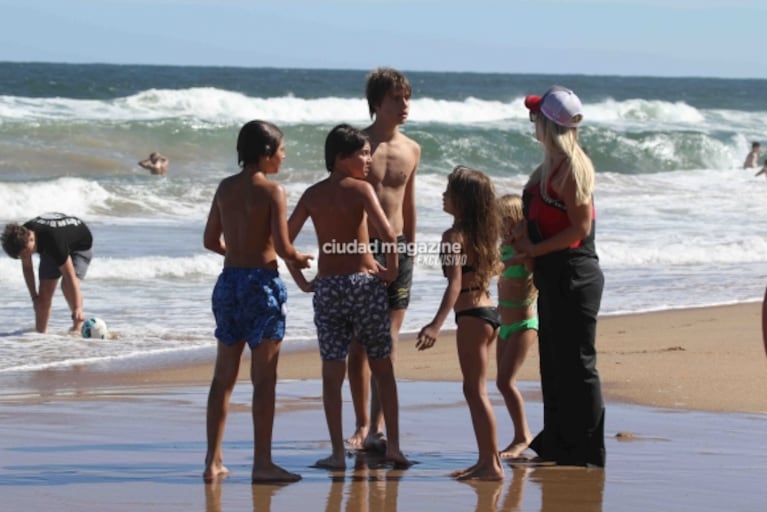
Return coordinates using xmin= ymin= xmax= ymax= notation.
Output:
xmin=517 ymin=86 xmax=606 ymax=467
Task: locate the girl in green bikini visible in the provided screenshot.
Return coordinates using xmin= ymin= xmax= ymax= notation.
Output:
xmin=496 ymin=193 xmax=538 ymax=459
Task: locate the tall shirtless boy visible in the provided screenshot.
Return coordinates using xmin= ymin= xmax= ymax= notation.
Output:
xmin=286 ymin=124 xmax=410 ymax=469
xmin=347 ymin=67 xmax=421 ymax=452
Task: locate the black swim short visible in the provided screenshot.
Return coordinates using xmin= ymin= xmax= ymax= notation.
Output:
xmin=370 ymin=235 xmax=413 ymax=310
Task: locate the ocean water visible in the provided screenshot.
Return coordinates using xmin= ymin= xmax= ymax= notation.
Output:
xmin=1 ymin=62 xmax=766 ymax=372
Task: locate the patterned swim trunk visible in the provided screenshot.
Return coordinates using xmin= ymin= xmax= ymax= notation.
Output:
xmin=313 ymin=272 xmax=392 ymax=361
xmin=211 ymin=267 xmax=287 ymax=348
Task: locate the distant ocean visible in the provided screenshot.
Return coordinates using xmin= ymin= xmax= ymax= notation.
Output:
xmin=1 ymin=62 xmax=766 ymax=373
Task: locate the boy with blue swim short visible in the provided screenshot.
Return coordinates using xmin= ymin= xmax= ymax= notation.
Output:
xmin=286 ymin=123 xmax=411 ymax=470
xmin=202 ymin=120 xmax=312 ymax=484
xmin=211 ymin=267 xmax=287 ymax=347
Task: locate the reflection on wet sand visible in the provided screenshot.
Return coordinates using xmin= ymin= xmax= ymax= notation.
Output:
xmin=322 ymin=451 xmax=406 ymax=512
xmin=530 ymin=466 xmax=605 ymax=512
xmin=460 ymin=465 xmax=604 ymax=512
xmin=2 ymin=381 xmax=765 ymax=511
xmin=203 ymin=451 xmax=606 ymax=512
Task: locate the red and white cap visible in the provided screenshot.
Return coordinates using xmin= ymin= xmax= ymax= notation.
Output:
xmin=524 ymin=85 xmax=584 ymax=128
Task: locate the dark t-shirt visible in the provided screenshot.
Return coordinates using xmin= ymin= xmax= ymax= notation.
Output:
xmin=25 ymin=213 xmax=93 ymax=267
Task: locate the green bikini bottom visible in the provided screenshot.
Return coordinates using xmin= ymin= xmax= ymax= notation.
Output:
xmin=498 ymin=317 xmax=539 ymax=340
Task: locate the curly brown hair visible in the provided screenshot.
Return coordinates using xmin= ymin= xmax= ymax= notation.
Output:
xmin=1 ymin=223 xmax=30 ymax=259
xmin=447 ymin=166 xmax=500 ymax=288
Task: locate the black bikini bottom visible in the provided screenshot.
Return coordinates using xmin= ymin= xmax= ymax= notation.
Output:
xmin=454 ymin=306 xmax=500 ymax=330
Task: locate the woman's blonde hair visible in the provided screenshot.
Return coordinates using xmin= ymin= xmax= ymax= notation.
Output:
xmin=447 ymin=166 xmax=500 ymax=287
xmin=527 ymin=115 xmax=595 ymax=205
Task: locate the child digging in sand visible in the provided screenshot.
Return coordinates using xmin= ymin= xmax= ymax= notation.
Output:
xmin=286 ymin=124 xmax=411 ymax=470
xmin=496 ymin=193 xmax=538 ymax=459
xmin=416 ymin=165 xmax=503 ymax=481
xmin=202 ymin=120 xmax=312 ymax=483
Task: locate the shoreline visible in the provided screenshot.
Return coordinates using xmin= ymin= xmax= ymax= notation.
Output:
xmin=3 ymin=302 xmax=765 ymax=414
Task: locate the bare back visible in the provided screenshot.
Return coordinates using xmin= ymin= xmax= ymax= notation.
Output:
xmin=295 ymin=177 xmax=380 ymax=277
xmin=364 ymin=130 xmax=420 ymax=238
xmin=205 ymin=172 xmax=279 ymax=269
xmin=450 ymin=230 xmax=495 ymax=312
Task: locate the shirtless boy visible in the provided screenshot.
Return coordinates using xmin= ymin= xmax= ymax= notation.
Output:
xmin=202 ymin=120 xmax=312 ymax=484
xmin=347 ymin=67 xmax=421 ymax=452
xmin=286 ymin=123 xmax=410 ymax=470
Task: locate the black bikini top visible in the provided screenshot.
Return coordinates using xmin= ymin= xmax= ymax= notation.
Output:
xmin=440 ymin=258 xmax=475 ymax=277
xmin=440 ymin=256 xmax=485 ymax=294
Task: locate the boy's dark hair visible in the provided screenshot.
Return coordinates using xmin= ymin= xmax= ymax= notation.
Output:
xmin=365 ymin=67 xmax=412 ymax=118
xmin=1 ymin=223 xmax=30 ymax=259
xmin=236 ymin=120 xmax=284 ymax=168
xmin=324 ymin=124 xmax=369 ymax=172
xmin=753 ymin=141 xmax=762 ymax=149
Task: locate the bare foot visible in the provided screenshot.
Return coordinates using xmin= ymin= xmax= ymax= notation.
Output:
xmin=203 ymin=461 xmax=230 ymax=483
xmin=363 ymin=432 xmax=387 ymax=453
xmin=384 ymin=449 xmax=413 ymax=469
xmin=346 ymin=426 xmax=369 ymax=450
xmin=455 ymin=464 xmax=504 ymax=481
xmin=499 ymin=440 xmax=531 ymax=459
xmin=252 ymin=463 xmax=302 ymax=484
xmin=450 ymin=463 xmax=477 ymax=479
xmin=311 ymin=455 xmax=346 ymax=470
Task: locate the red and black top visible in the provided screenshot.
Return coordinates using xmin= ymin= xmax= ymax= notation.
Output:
xmin=522 ymin=160 xmax=596 ymax=258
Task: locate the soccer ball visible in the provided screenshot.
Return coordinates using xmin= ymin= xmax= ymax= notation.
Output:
xmin=81 ymin=317 xmax=109 ymax=339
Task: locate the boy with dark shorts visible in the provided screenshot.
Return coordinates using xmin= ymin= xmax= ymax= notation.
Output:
xmin=1 ymin=212 xmax=93 ymax=333
xmin=286 ymin=123 xmax=411 ymax=470
xmin=369 ymin=235 xmax=414 ymax=309
xmin=348 ymin=67 xmax=421 ymax=452
xmin=202 ymin=120 xmax=312 ymax=484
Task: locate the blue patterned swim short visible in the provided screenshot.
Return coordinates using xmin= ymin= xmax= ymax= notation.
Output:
xmin=313 ymin=272 xmax=391 ymax=361
xmin=211 ymin=267 xmax=287 ymax=347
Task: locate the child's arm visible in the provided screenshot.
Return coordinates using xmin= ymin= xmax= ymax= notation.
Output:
xmin=270 ymin=185 xmax=312 ymax=269
xmin=203 ymin=189 xmax=226 ymax=256
xmin=20 ymin=253 xmax=38 ymax=301
xmin=286 ymin=260 xmax=313 ymax=293
xmin=509 ymin=221 xmax=535 ymax=272
xmin=402 ymin=158 xmax=418 ymax=246
xmin=362 ymin=183 xmax=399 ymax=283
xmin=416 ymin=230 xmax=463 ymax=350
xmin=286 ymin=196 xmax=314 ymax=293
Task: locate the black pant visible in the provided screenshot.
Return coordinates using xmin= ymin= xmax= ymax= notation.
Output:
xmin=529 ymin=252 xmax=606 ymax=467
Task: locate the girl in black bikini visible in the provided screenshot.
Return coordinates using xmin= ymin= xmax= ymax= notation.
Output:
xmin=416 ymin=165 xmax=502 ymax=481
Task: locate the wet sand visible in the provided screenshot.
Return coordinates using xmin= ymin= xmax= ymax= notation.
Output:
xmin=1 ymin=303 xmax=766 ymax=510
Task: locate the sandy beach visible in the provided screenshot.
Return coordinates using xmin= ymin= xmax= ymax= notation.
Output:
xmin=1 ymin=303 xmax=766 ymax=511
